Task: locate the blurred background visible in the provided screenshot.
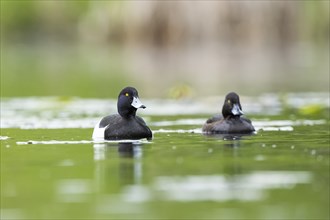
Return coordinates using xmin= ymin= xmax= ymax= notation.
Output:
xmin=1 ymin=1 xmax=329 ymax=98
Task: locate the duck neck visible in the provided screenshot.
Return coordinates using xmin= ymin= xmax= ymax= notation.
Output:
xmin=119 ymin=108 xmax=137 ymax=119
xmin=225 ymin=115 xmax=240 ymax=120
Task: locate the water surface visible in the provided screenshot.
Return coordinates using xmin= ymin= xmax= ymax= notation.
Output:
xmin=1 ymin=93 xmax=329 ymax=219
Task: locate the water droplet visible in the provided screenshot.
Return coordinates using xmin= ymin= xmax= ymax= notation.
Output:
xmin=208 ymin=148 xmax=213 ymax=153
xmin=310 ymin=150 xmax=316 ymax=156
xmin=261 ymin=143 xmax=266 ymax=147
xmin=272 ymin=144 xmax=277 ymax=148
xmin=172 ymin=146 xmax=176 ymax=150
xmin=291 ymin=145 xmax=295 ymax=149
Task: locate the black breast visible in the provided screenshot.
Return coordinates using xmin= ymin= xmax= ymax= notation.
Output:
xmin=101 ymin=115 xmax=152 ymax=140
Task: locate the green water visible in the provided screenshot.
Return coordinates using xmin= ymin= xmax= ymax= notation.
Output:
xmin=1 ymin=97 xmax=329 ymax=219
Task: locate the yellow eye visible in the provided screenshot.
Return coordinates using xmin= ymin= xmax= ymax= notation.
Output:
xmin=227 ymin=100 xmax=231 ymax=104
xmin=125 ymin=93 xmax=129 ymax=97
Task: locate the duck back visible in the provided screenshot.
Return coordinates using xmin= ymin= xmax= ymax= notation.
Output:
xmin=203 ymin=116 xmax=254 ymax=134
xmin=99 ymin=115 xmax=152 ymax=140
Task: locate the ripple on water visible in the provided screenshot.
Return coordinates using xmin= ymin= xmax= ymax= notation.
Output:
xmin=0 ymin=136 xmax=10 ymax=140
xmin=1 ymin=95 xmax=327 ymax=130
xmin=116 ymin=171 xmax=312 ymax=202
xmin=16 ymin=139 xmax=150 ymax=145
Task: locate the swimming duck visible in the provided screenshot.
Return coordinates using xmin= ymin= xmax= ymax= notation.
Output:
xmin=92 ymin=87 xmax=152 ymax=140
xmin=202 ymin=92 xmax=255 ymax=134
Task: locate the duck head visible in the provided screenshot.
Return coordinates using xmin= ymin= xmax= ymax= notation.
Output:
xmin=222 ymin=92 xmax=244 ymax=118
xmin=117 ymin=87 xmax=146 ymax=118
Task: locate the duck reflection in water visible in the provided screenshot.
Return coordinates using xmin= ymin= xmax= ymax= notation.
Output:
xmin=93 ymin=142 xmax=143 ymax=160
xmin=204 ymin=133 xmax=255 ymax=148
xmin=118 ymin=142 xmax=142 ymax=158
xmin=93 ymin=142 xmax=144 ymax=192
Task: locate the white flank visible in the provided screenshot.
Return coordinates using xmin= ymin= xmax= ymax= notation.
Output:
xmin=92 ymin=121 xmax=105 ymax=140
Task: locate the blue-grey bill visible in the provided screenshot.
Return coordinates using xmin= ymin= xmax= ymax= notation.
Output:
xmin=231 ymin=103 xmax=243 ymax=115
xmin=131 ymin=97 xmax=146 ymax=109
